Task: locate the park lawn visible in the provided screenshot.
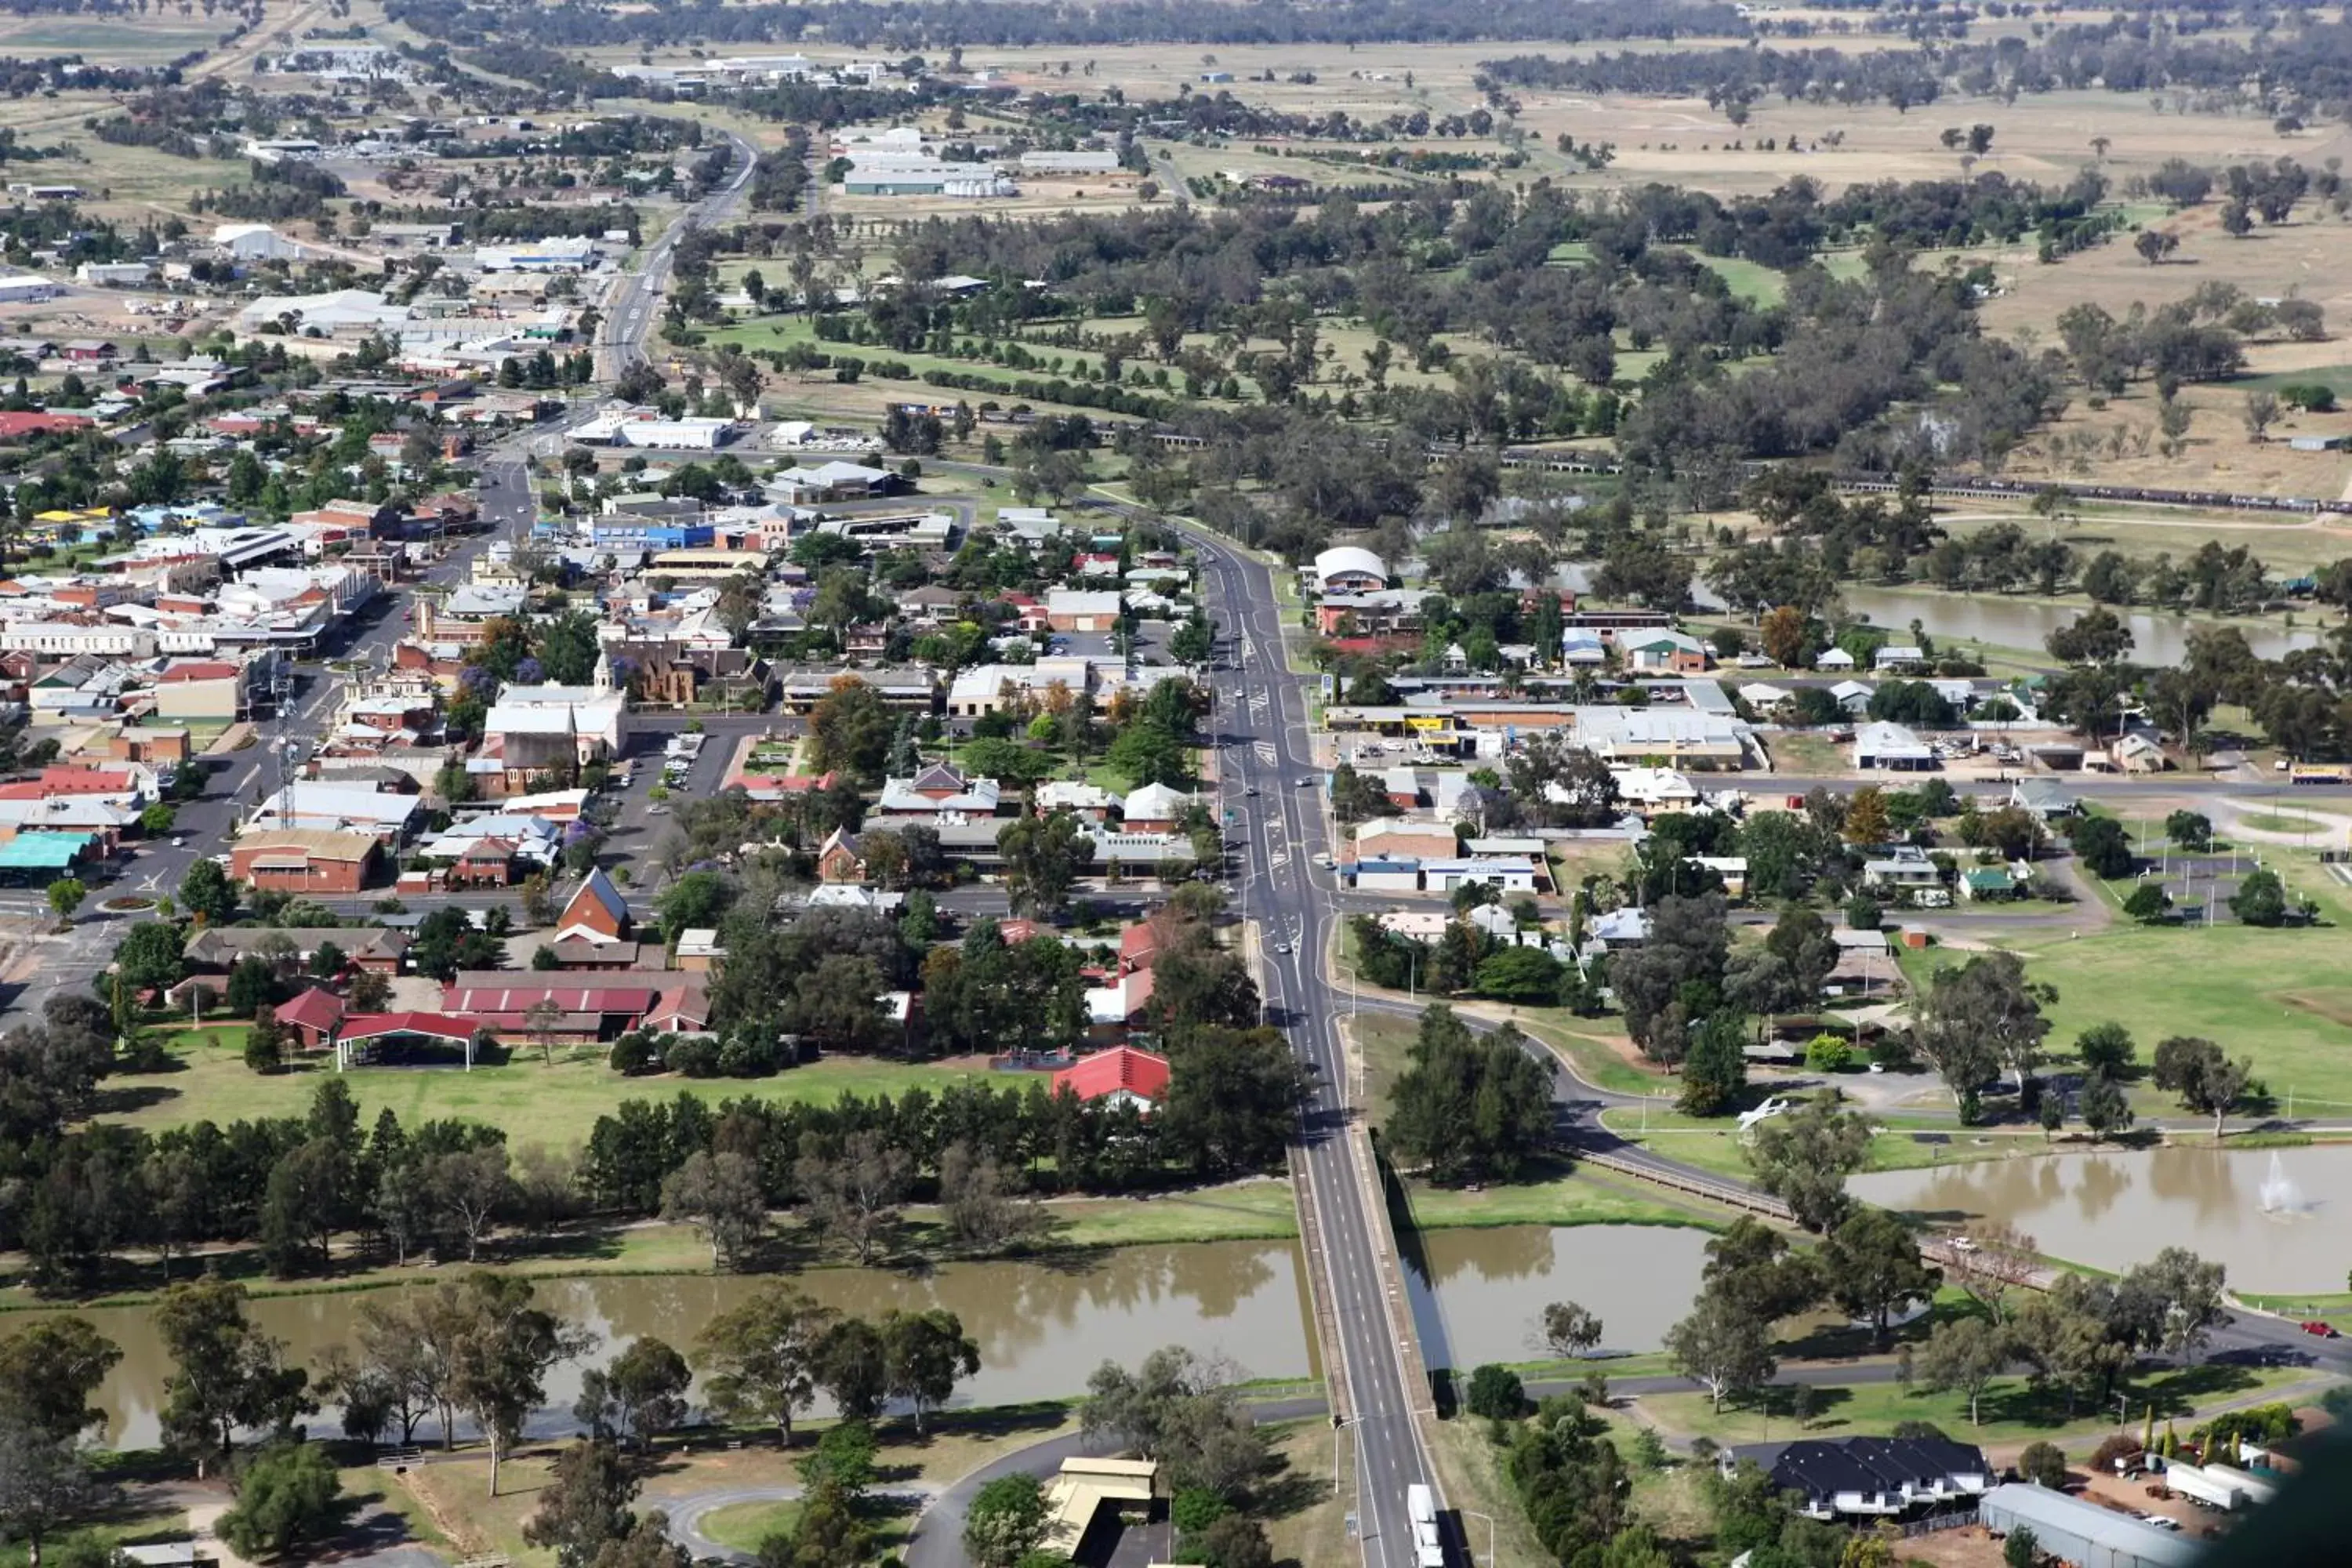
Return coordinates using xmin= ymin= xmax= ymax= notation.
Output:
xmin=1900 ymin=873 xmax=2352 ymax=1109
xmin=1595 ymin=1112 xmax=2025 ymax=1182
xmin=1641 ymin=1361 xmax=2320 ymax=1450
xmin=1036 ymin=1177 xmax=1299 ymax=1247
xmin=100 ymin=1033 xmax=986 ymax=1145
xmin=1403 ymin=1167 xmax=1731 ymax=1232
xmin=699 ymin=1500 xmax=800 ymax=1553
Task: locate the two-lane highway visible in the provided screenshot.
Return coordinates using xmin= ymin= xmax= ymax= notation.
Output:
xmin=601 ymin=131 xmax=759 ymax=380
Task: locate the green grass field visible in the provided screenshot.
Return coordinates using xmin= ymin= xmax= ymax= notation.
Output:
xmin=1691 ymin=251 xmax=1788 ymax=306
xmin=1403 ymin=1167 xmax=1730 ymax=1232
xmin=1596 ymin=1112 xmax=2029 ymax=1181
xmin=1643 ymin=1361 xmax=2320 ymax=1449
xmin=103 ymin=1027 xmax=990 ymax=1145
xmin=1897 ymin=854 xmax=2352 ymax=1109
xmin=699 ymin=1501 xmax=800 ymax=1552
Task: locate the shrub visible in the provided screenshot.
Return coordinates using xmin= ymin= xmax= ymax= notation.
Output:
xmin=1804 ymin=1034 xmax=1855 ymax=1072
xmin=2017 ymin=1440 xmax=2068 ymax=1488
xmin=665 ymin=1035 xmax=722 ymax=1077
xmin=609 ymin=1031 xmax=662 ymax=1075
xmin=1464 ymin=1363 xmax=1526 ymax=1421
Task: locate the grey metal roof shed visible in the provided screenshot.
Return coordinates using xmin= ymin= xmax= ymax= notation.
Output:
xmin=1979 ymin=1483 xmax=2203 ymax=1568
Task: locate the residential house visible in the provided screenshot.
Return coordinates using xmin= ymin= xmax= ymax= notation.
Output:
xmin=1853 ymin=721 xmax=1934 ymax=771
xmin=1619 ymin=630 xmax=1708 ymax=674
xmin=275 ymin=986 xmax=346 ymax=1051
xmin=1051 ymin=1045 xmax=1171 ymax=1110
xmin=1872 ymin=644 xmax=1929 ymax=673
xmin=2009 ymin=779 xmax=2082 ymax=820
xmin=1863 ymin=848 xmax=1944 ymax=894
xmin=1814 ymin=648 xmax=1857 ymax=672
xmin=2110 ymin=731 xmax=2167 ymax=773
xmin=1721 ymin=1436 xmax=1990 ymax=1521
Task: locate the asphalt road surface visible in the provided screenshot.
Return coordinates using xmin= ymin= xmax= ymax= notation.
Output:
xmin=1187 ymin=532 xmax=1446 ymax=1566
xmin=601 ymin=132 xmax=757 ymax=380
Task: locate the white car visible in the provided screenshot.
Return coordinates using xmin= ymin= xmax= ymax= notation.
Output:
xmin=171 ymin=837 xmax=186 ymax=849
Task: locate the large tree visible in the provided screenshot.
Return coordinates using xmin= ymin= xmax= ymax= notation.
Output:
xmin=659 ymin=1151 xmax=767 ymax=1269
xmin=1160 ymin=1026 xmax=1306 ymax=1177
xmin=575 ymin=1338 xmax=691 ymax=1453
xmin=524 ymin=1439 xmax=639 ymax=1568
xmin=879 ymin=1310 xmax=980 ymax=1436
xmin=1605 ymin=893 xmax=1730 ymax=1065
xmin=155 ymin=1278 xmax=314 ymax=1477
xmin=1384 ymin=1007 xmax=1557 ymax=1184
xmin=1913 ymin=950 xmax=2053 ymax=1101
xmin=1915 ymin=1317 xmax=2009 ymax=1427
xmin=2152 ymin=1036 xmax=2255 ymax=1137
xmin=445 ymin=1272 xmax=589 ymax=1496
xmin=1741 ymin=1094 xmax=1871 ymax=1233
xmin=996 ymin=810 xmax=1093 ymax=917
xmin=1822 ymin=1208 xmax=1939 ymax=1345
xmin=1664 ymin=1291 xmax=1776 ymax=1414
xmin=0 ymin=1412 xmax=102 ymax=1568
xmin=694 ymin=1286 xmax=839 ymax=1448
xmin=0 ymin=1319 xmax=121 ymax=1444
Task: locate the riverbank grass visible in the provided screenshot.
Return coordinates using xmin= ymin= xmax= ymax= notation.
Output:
xmin=1640 ymin=1361 xmax=2321 ymax=1450
xmin=1403 ymin=1166 xmax=1734 ymax=1232
xmin=0 ymin=1178 xmax=1301 ymax=1309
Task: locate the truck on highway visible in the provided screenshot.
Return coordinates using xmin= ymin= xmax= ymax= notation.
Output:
xmin=1407 ymin=1484 xmax=1445 ymax=1566
xmin=2290 ymin=763 xmax=2350 ymax=785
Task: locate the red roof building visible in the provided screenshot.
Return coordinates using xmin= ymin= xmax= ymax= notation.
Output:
xmin=276 ymin=986 xmax=347 ymax=1051
xmin=1051 ymin=1045 xmax=1171 ymax=1110
xmin=331 ymin=1011 xmax=487 ymax=1069
xmin=0 ymin=412 xmax=94 ymax=437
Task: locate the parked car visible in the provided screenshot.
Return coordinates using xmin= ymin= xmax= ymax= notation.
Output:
xmin=2302 ymin=1320 xmax=2340 ymax=1338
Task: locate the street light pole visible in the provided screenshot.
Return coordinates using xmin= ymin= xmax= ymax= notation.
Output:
xmin=1461 ymin=1510 xmax=1497 ymax=1567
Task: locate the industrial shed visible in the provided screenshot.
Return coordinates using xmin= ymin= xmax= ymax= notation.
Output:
xmin=1978 ymin=1484 xmax=2202 ymax=1568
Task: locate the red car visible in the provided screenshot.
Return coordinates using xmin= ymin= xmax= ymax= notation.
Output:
xmin=2301 ymin=1320 xmax=2339 ymax=1338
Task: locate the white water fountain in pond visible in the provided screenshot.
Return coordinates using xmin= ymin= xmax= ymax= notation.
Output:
xmin=2259 ymin=1152 xmax=2307 ymax=1215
